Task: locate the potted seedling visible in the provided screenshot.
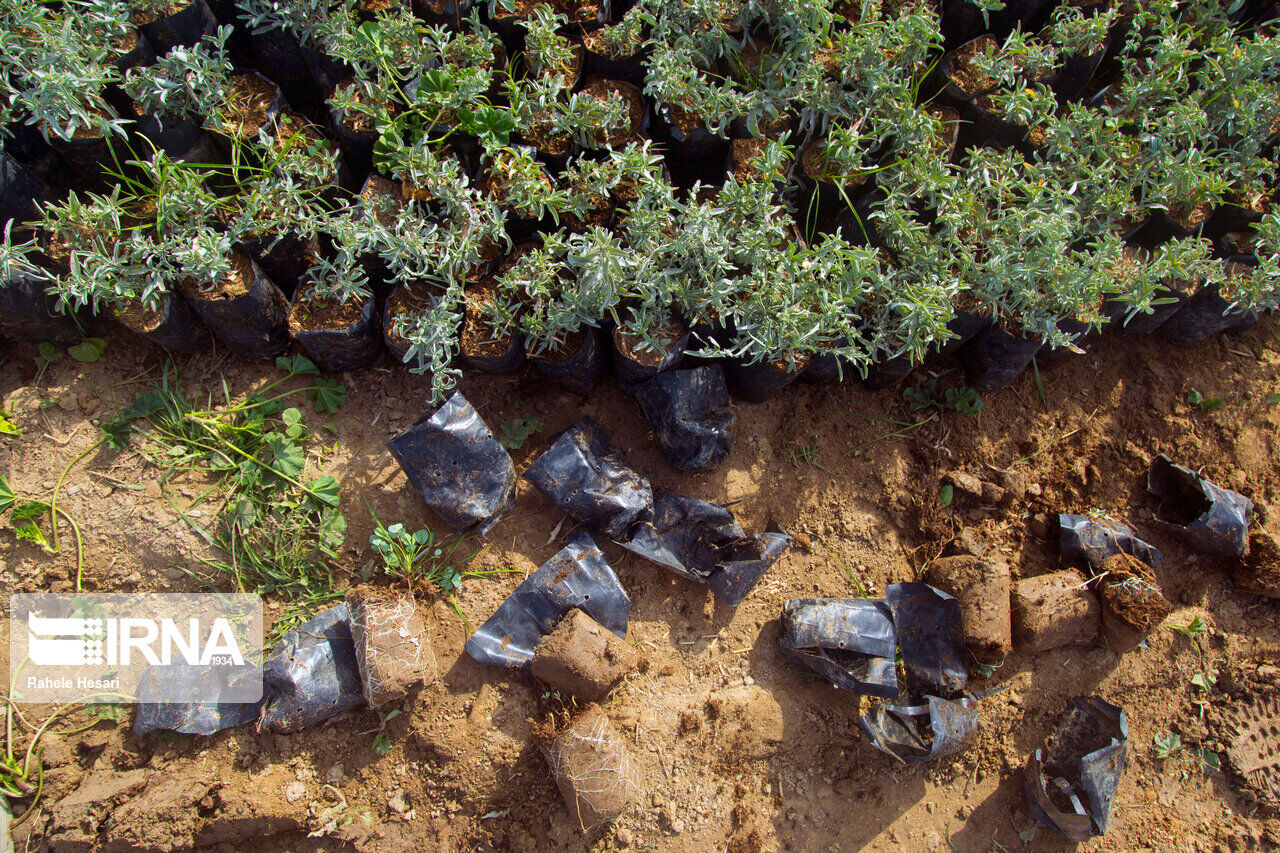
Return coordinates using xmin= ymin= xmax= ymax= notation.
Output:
xmin=290 ymin=249 xmax=384 ymax=371
xmin=237 ymin=0 xmax=354 ymax=110
xmin=132 ymin=0 xmax=217 ymax=53
xmin=581 ymin=6 xmax=649 ymax=85
xmin=122 ymin=27 xmax=232 ymax=162
xmin=480 ymin=145 xmax=568 ymax=238
xmin=0 ymin=224 xmax=88 ymax=345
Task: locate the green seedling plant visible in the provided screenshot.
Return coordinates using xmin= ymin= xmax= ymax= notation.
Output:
xmin=1186 ymin=389 xmax=1222 ymax=413
xmin=903 ymin=378 xmax=985 ymax=416
xmin=358 ymin=708 xmax=401 ymax=757
xmin=1153 ymin=732 xmax=1221 ymax=778
xmin=498 ymin=416 xmax=544 ymax=451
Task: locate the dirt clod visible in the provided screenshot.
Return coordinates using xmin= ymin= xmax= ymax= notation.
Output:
xmin=347 ymin=589 xmax=432 ymax=707
xmin=1097 ymin=553 xmax=1173 ymax=651
xmin=1233 ymin=530 xmax=1280 ymax=598
xmin=543 ymin=705 xmax=642 ymax=831
xmin=923 ymin=555 xmax=1012 ymax=661
xmin=1011 ymin=569 xmax=1101 ymax=653
xmin=530 ymin=609 xmax=639 ymax=701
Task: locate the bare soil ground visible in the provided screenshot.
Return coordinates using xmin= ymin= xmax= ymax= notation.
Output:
xmin=2 ymin=316 xmax=1280 ymax=852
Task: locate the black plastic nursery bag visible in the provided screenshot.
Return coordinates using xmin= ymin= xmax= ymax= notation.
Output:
xmin=261 ymin=603 xmax=365 ymax=733
xmin=134 ymin=664 xmax=264 ymax=736
xmin=612 ymin=329 xmax=689 ymax=390
xmin=292 ymin=294 xmax=384 ymax=372
xmin=1147 ymin=455 xmax=1253 ymax=557
xmin=533 ymin=327 xmax=607 ymax=395
xmin=0 ymin=268 xmax=86 ymax=345
xmin=1057 ymin=513 xmax=1163 ymax=570
xmin=465 ymin=532 xmax=631 ymax=668
xmin=779 ymin=598 xmax=898 ymax=698
xmin=116 ymin=291 xmax=212 ymax=354
xmin=181 ymin=257 xmax=291 ymax=361
xmin=524 ymin=417 xmax=653 ymax=539
xmin=632 ymin=366 xmax=735 ymax=472
xmin=1025 ymin=696 xmax=1128 ymax=841
xmin=860 ymin=695 xmax=980 ymax=765
xmin=885 ymin=582 xmax=968 ymax=699
xmin=387 ymin=392 xmax=517 ymax=534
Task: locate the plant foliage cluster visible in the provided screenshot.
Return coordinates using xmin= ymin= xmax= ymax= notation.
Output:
xmin=1 ymin=0 xmax=1279 ymax=402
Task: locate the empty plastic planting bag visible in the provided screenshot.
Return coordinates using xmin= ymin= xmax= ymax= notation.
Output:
xmin=1147 ymin=455 xmax=1252 ymax=556
xmin=779 ymin=598 xmax=898 ymax=698
xmin=525 ymin=418 xmax=789 ymax=606
xmin=261 ymin=603 xmax=366 ymax=733
xmin=466 ymin=532 xmax=631 ymax=668
xmin=387 ymin=392 xmax=517 ymax=534
xmin=134 ymin=665 xmax=264 ymax=736
xmin=1025 ymin=697 xmax=1128 ymax=841
xmin=1058 ymin=512 xmax=1163 ymax=569
xmin=631 ymin=366 xmax=735 ymax=472
xmin=860 ymin=695 xmax=980 ymax=765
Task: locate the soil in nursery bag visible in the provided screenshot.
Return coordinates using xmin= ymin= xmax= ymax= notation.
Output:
xmin=136 ymin=0 xmax=217 ymax=52
xmin=941 ymin=0 xmax=1054 ymax=47
xmin=465 ymin=532 xmax=631 ymax=669
xmin=237 ymin=232 xmax=319 ymax=301
xmin=347 ymin=589 xmax=431 ymax=708
xmin=524 ymin=417 xmax=653 ymax=539
xmin=179 ymin=252 xmax=291 ymax=361
xmin=725 ymin=353 xmax=809 ymax=402
xmin=460 ymin=280 xmax=526 ymax=373
xmin=381 ymin=285 xmax=437 ymax=365
xmin=779 ymin=598 xmax=898 ymax=698
xmin=0 ymin=268 xmax=87 ymax=344
xmin=1095 ymin=553 xmax=1173 ymax=652
xmin=530 ymin=608 xmax=640 ymax=702
xmin=1148 ymin=454 xmax=1253 ymax=557
xmin=531 ymin=327 xmax=607 ymax=395
xmin=1024 ymin=696 xmax=1128 ymax=841
xmin=47 ymin=117 xmax=130 ymax=190
xmin=632 ymin=365 xmax=735 ymax=472
xmin=922 ymin=556 xmax=1012 ymax=662
xmin=655 ymin=105 xmax=730 ymax=187
xmin=289 ymin=285 xmax=383 ymax=372
xmin=612 ymin=316 xmax=688 ymax=390
xmin=577 ymin=78 xmax=649 ymax=149
xmin=133 ymin=664 xmax=265 ymax=736
xmin=1057 ymin=512 xmax=1163 ymax=570
xmin=386 ymin=391 xmax=517 ymax=534
xmin=541 ymin=705 xmax=642 ymax=832
xmin=0 ymin=151 xmax=48 ymax=226
xmin=261 ymin=603 xmax=365 ymax=733
xmin=115 ymin=291 xmax=213 ymax=354
xmin=211 ymin=73 xmax=286 ymax=147
xmin=959 ymin=323 xmax=1042 ymax=391
xmin=619 ymin=491 xmax=791 ymax=607
xmin=1232 ymin=530 xmax=1280 ymax=599
xmin=885 ymin=582 xmax=968 ymax=699
xmin=860 ymin=695 xmax=981 ymax=765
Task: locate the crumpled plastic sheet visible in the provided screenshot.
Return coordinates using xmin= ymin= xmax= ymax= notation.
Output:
xmin=261 ymin=603 xmax=366 ymax=733
xmin=524 ymin=417 xmax=653 ymax=539
xmin=1058 ymin=512 xmax=1163 ymax=569
xmin=620 ymin=491 xmax=791 ymax=607
xmin=1025 ymin=696 xmax=1128 ymax=841
xmin=1147 ymin=454 xmax=1253 ymax=557
xmin=860 ymin=695 xmax=980 ymax=765
xmin=387 ymin=391 xmax=517 ymax=534
xmin=632 ymin=366 xmax=735 ymax=472
xmin=779 ymin=598 xmax=898 ymax=698
xmin=133 ymin=665 xmax=265 ymax=736
xmin=465 ymin=532 xmax=631 ymax=668
xmin=885 ymin=582 xmax=968 ymax=700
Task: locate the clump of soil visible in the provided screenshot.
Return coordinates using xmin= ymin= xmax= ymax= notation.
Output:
xmin=946 ymin=35 xmax=999 ymax=97
xmin=1233 ymin=530 xmax=1280 ymax=598
xmin=289 ymin=282 xmax=365 ymax=334
xmin=923 ymin=555 xmax=1011 ymax=661
xmin=578 ymin=79 xmax=644 ymax=149
xmin=530 ymin=609 xmax=640 ymax=701
xmin=216 ymin=73 xmax=278 ymax=138
xmin=179 ymin=250 xmax=256 ymax=301
xmin=1097 ymin=552 xmax=1174 ymax=651
xmin=1011 ymin=568 xmax=1101 ymax=653
xmin=347 ymin=588 xmax=432 ymax=708
xmin=461 ymin=279 xmax=518 ymax=358
xmin=542 ymin=705 xmax=642 ymax=831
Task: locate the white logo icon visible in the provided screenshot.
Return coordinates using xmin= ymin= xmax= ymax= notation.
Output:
xmin=27 ymin=613 xmax=104 ymax=666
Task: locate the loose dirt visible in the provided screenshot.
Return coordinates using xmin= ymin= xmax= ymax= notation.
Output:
xmin=2 ymin=315 xmax=1280 ymax=851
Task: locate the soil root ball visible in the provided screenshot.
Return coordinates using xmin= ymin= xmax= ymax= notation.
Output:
xmin=923 ymin=555 xmax=1012 ymax=662
xmin=1024 ymin=696 xmax=1128 ymax=841
xmin=261 ymin=603 xmax=365 ymax=733
xmin=524 ymin=417 xmax=653 ymax=539
xmin=347 ymin=590 xmax=433 ymax=708
xmin=530 ymin=609 xmax=639 ymax=701
xmin=1057 ymin=512 xmax=1163 ymax=570
xmin=387 ymin=391 xmax=516 ymax=534
xmin=860 ymin=694 xmax=980 ymax=765
xmin=466 ymin=532 xmax=630 ymax=669
xmin=779 ymin=598 xmax=898 ymax=698
xmin=543 ymin=705 xmax=641 ymax=832
xmin=1095 ymin=553 xmax=1173 ymax=652
xmin=1231 ymin=530 xmax=1280 ymax=599
xmin=632 ymin=366 xmax=735 ymax=472
xmin=1147 ymin=454 xmax=1253 ymax=557
xmin=1011 ymin=569 xmax=1101 ymax=653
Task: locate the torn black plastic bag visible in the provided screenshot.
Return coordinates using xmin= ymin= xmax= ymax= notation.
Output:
xmin=387 ymin=392 xmax=516 ymax=534
xmin=1148 ymin=455 xmax=1253 ymax=557
xmin=619 ymin=492 xmax=791 ymax=607
xmin=261 ymin=603 xmax=365 ymax=733
xmin=1058 ymin=513 xmax=1163 ymax=570
xmin=524 ymin=417 xmax=653 ymax=539
xmin=860 ymin=695 xmax=980 ymax=765
xmin=134 ymin=664 xmax=264 ymax=736
xmin=886 ymin=582 xmax=968 ymax=699
xmin=465 ymin=532 xmax=631 ymax=668
xmin=778 ymin=598 xmax=898 ymax=698
xmin=1025 ymin=696 xmax=1128 ymax=841
xmin=0 ymin=267 xmax=86 ymax=344
xmin=632 ymin=366 xmax=735 ymax=472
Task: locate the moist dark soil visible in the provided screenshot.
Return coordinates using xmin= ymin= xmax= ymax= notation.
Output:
xmin=1098 ymin=552 xmax=1174 ymax=632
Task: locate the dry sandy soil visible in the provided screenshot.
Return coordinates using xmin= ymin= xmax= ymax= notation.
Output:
xmin=2 ymin=315 xmax=1280 ymax=852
